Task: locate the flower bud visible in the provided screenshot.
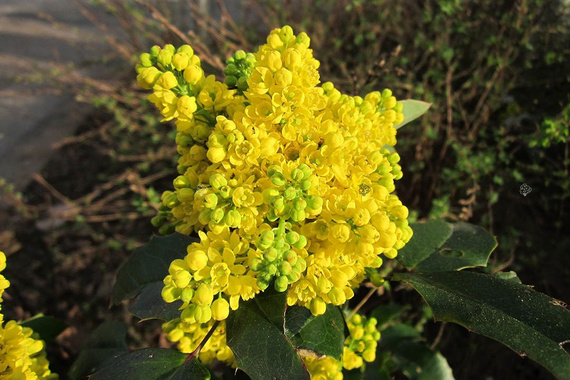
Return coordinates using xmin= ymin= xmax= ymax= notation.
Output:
xmin=156 ymin=71 xmax=178 ymax=89
xmin=203 ymin=193 xmax=218 ymax=209
xmin=136 ymin=67 xmax=161 ymax=89
xmin=185 ymin=250 xmax=208 ymax=271
xmin=183 ymin=65 xmax=204 ymax=84
xmin=157 ymin=49 xmax=173 ymax=66
xmin=211 ymin=298 xmax=230 ymax=320
xmin=180 ymin=287 xmax=194 ymax=303
xmin=209 ymin=173 xmax=227 ymax=189
xmin=310 ymin=298 xmax=326 ymax=315
xmin=275 ymin=275 xmax=289 ymax=292
xmin=194 ymin=284 xmax=213 ymax=306
xmin=173 ymin=52 xmax=190 ymax=71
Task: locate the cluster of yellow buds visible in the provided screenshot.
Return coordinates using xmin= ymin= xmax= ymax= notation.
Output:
xmin=0 ymin=252 xmax=58 ymax=379
xmin=137 ymin=25 xmax=411 ymax=368
xmin=300 ymin=313 xmax=380 ymax=378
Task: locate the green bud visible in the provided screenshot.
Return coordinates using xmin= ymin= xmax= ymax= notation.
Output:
xmin=296 ymin=257 xmax=307 ymax=272
xmin=225 ymin=209 xmax=241 ymax=227
xmin=293 ymin=199 xmax=306 ymax=211
xmin=224 ymin=63 xmax=238 ymax=76
xmin=209 ymin=173 xmax=227 ymax=189
xmin=291 ymin=168 xmax=304 ymax=182
xmin=237 ymin=77 xmax=248 ymax=92
xmin=284 ymin=187 xmax=297 ymax=200
xmin=177 ymin=45 xmax=193 ymax=55
xmin=257 ymin=278 xmax=270 ymax=290
xmin=264 ymin=248 xmax=279 ymax=262
xmin=251 ymin=257 xmax=263 ymax=271
xmin=266 ymin=264 xmax=277 ymax=275
xmin=173 ymin=175 xmax=191 ymax=188
xmin=286 ymin=271 xmax=300 ymax=283
xmin=164 ymin=193 xmax=180 ymax=208
xmin=234 ymin=50 xmax=247 ymax=60
xmin=293 ymin=235 xmax=307 ymax=249
xmin=271 ymin=173 xmax=286 ymax=187
xmin=210 ymin=208 xmax=225 ymax=224
xmin=369 ymin=273 xmax=385 ymax=287
xmin=180 ymin=288 xmax=194 ymax=303
xmin=157 ymin=49 xmax=173 ymax=66
xmin=175 ymin=133 xmax=193 ymax=147
xmin=275 ymin=275 xmax=289 ymax=292
xmin=151 ymin=215 xmax=163 ymax=227
xmin=140 ymin=53 xmax=153 ymax=67
xmin=285 ymin=231 xmax=300 ymax=245
xmin=381 ymin=89 xmax=392 ymax=98
xmin=159 ymin=224 xmax=174 ymax=235
xmin=394 ymin=102 xmax=403 ymax=112
xmin=259 ymin=230 xmax=275 ymax=249
xmin=203 ymin=193 xmax=218 ymax=209
xmin=150 ymin=45 xmax=161 ymax=57
xmin=306 ymin=195 xmax=323 ymax=210
xmin=225 ymin=75 xmax=237 ymax=87
xmin=218 ymin=185 xmax=231 ymax=199
xmin=284 ymin=250 xmax=297 ymax=264
xmin=272 ymin=196 xmax=285 ymax=211
xmin=298 ymin=163 xmax=311 ymax=178
xmin=300 ymin=179 xmax=312 ymax=191
xmin=177 ymin=188 xmax=194 ymax=202
xmin=278 ymin=261 xmax=292 ymax=275
xmin=290 ymin=209 xmax=306 ymax=222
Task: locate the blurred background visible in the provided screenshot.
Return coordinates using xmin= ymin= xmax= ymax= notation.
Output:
xmin=0 ymin=0 xmax=568 ymax=378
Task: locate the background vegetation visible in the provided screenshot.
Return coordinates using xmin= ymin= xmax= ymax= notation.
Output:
xmin=1 ymin=0 xmax=569 ymax=378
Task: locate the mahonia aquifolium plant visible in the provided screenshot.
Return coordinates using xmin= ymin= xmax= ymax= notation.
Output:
xmin=0 ymin=252 xmax=57 ymax=379
xmin=136 ymin=25 xmax=410 ymax=375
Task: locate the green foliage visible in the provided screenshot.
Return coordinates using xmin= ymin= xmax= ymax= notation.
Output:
xmin=69 ymin=321 xmax=129 ymax=380
xmin=226 ymin=290 xmax=310 ymax=380
xmin=90 ymin=349 xmax=209 ymax=380
xmin=397 ymin=221 xmax=497 ymax=272
xmin=393 ymin=271 xmax=570 ymax=379
xmin=112 ymin=233 xmax=196 ymax=304
xmin=19 ymin=314 xmax=67 ymax=343
xmin=285 ymin=305 xmax=346 ymax=359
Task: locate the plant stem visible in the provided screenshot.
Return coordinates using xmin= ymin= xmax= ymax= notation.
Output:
xmin=347 ymin=286 xmax=377 ymax=321
xmin=185 ymin=320 xmax=221 ymax=363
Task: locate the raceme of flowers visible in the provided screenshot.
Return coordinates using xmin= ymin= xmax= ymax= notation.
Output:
xmin=136 ymin=25 xmax=411 ymax=373
xmin=0 ymin=252 xmax=57 ymax=380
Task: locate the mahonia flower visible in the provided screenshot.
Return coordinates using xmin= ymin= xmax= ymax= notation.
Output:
xmin=0 ymin=252 xmax=57 ymax=379
xmin=300 ymin=312 xmax=380 ymax=378
xmin=137 ymin=25 xmax=411 ymax=368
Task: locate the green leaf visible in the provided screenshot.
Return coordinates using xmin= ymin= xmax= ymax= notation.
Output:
xmin=394 ymin=99 xmax=431 ymax=129
xmin=285 ymin=305 xmax=345 ymax=359
xmin=169 ymin=358 xmax=211 ymax=379
xmin=392 ymin=271 xmax=570 ymax=379
xmin=130 ymin=282 xmax=184 ymax=321
xmin=226 ymin=292 xmax=310 ymax=380
xmin=254 ymin=285 xmax=287 ymax=329
xmin=68 ymin=321 xmax=129 ymax=380
xmin=113 ymin=233 xmax=196 ymax=304
xmin=89 ymin=348 xmax=196 ymax=380
xmin=19 ymin=314 xmax=67 ymax=343
xmin=379 ymin=324 xmax=454 ymax=380
xmin=397 ymin=221 xmax=497 ymax=272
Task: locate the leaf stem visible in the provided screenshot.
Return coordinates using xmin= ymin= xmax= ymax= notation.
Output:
xmin=185 ymin=320 xmax=221 ymax=363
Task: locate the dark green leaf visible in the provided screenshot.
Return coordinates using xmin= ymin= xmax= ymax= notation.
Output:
xmin=494 ymin=271 xmax=521 ymax=283
xmin=113 ymin=233 xmax=196 ymax=304
xmin=90 ymin=348 xmax=189 ymax=380
xmin=254 ymin=285 xmax=287 ymax=329
xmin=370 ymin=304 xmax=407 ymax=328
xmin=169 ymin=357 xmax=211 ymax=379
xmin=130 ymin=282 xmax=183 ymax=321
xmin=285 ymin=305 xmax=345 ymax=360
xmin=378 ymin=324 xmax=454 ymax=380
xmin=19 ymin=314 xmax=67 ymax=343
xmin=394 ymin=100 xmax=431 ymax=129
xmin=398 ymin=221 xmax=497 ymax=272
xmin=68 ymin=321 xmax=129 ymax=380
xmin=226 ymin=296 xmax=310 ymax=380
xmin=392 ymin=271 xmax=570 ymax=379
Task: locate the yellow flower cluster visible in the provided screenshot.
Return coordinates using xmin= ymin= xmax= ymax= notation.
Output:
xmin=0 ymin=252 xmax=57 ymax=380
xmin=137 ymin=25 xmax=411 ymax=364
xmin=301 ymin=313 xmax=380 ymax=378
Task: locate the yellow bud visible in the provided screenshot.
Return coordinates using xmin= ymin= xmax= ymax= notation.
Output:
xmin=172 ymin=52 xmax=190 ymax=71
xmin=156 ymin=71 xmax=178 ymax=90
xmin=185 ymin=249 xmax=208 ymax=271
xmin=161 ymin=285 xmax=180 ymax=303
xmin=391 ymin=205 xmax=409 ymax=219
xmin=267 ymin=33 xmax=283 ymax=49
xmin=331 ymin=223 xmax=351 ymax=243
xmin=194 ymin=284 xmax=214 ymax=306
xmin=183 ymin=64 xmax=204 ymax=84
xmin=207 ymin=146 xmax=226 ymax=163
xmin=136 ymin=67 xmax=161 ymax=89
xmin=194 ymin=304 xmax=212 ymax=323
xmin=363 ymin=349 xmax=376 ymax=362
xmin=310 ymin=298 xmax=326 ymax=316
xmin=328 ymin=287 xmax=346 ymax=305
xmin=177 ymin=95 xmax=197 ymax=119
xmin=172 ymin=270 xmax=191 ymax=288
xmin=211 ymin=298 xmax=230 ymax=320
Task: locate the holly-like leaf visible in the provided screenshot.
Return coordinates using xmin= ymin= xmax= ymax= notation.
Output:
xmin=394 ymin=99 xmax=431 ymax=129
xmin=254 ymin=285 xmax=287 ymax=329
xmin=129 ymin=282 xmax=183 ymax=321
xmin=89 ymin=348 xmax=195 ymax=380
xmin=112 ymin=233 xmax=196 ymax=304
xmin=226 ymin=293 xmax=310 ymax=380
xmin=169 ymin=358 xmax=211 ymax=379
xmin=397 ymin=221 xmax=497 ymax=272
xmin=68 ymin=321 xmax=129 ymax=380
xmin=285 ymin=305 xmax=345 ymax=360
xmin=19 ymin=314 xmax=67 ymax=343
xmin=392 ymin=271 xmax=570 ymax=379
xmin=379 ymin=324 xmax=454 ymax=380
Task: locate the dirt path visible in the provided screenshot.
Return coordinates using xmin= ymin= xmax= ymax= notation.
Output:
xmin=0 ymin=0 xmax=125 ymax=191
